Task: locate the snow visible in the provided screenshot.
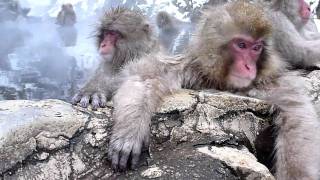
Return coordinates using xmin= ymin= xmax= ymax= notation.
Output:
xmin=22 ymin=0 xmax=209 ymax=21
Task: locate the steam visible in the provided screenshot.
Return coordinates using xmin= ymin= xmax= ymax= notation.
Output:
xmin=0 ymin=0 xmax=209 ymax=101
xmin=0 ymin=3 xmax=99 ymax=100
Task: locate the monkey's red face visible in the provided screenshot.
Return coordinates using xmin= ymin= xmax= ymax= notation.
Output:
xmin=99 ymin=30 xmax=122 ymax=61
xmin=227 ymin=36 xmax=264 ymax=88
xmin=299 ymin=0 xmax=311 ymax=24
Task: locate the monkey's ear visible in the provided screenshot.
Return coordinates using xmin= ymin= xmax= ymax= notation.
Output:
xmin=142 ymin=24 xmax=150 ymax=33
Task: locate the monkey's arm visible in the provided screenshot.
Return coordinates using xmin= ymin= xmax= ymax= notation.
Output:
xmin=70 ymin=12 xmax=76 ymax=25
xmin=302 ymin=29 xmax=320 ymax=40
xmin=56 ymin=11 xmax=63 ymax=25
xmin=301 ymin=20 xmax=320 ymax=40
xmin=261 ymin=75 xmax=320 ymax=179
xmin=110 ymin=76 xmax=180 ymax=170
xmin=109 ymin=59 xmax=182 ymax=170
xmin=272 ymin=13 xmax=320 ymax=67
xmin=71 ymin=65 xmax=115 ymax=110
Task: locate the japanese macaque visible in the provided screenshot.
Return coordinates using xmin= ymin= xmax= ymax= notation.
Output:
xmin=267 ymin=0 xmax=320 ymax=68
xmin=56 ymin=3 xmax=76 ymax=27
xmin=109 ymin=1 xmax=320 ymax=180
xmin=56 ymin=3 xmax=77 ymax=46
xmin=71 ymin=7 xmax=158 ymax=110
xmin=156 ymin=11 xmax=191 ymax=54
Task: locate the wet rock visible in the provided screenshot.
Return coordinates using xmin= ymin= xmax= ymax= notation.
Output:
xmin=0 ymin=90 xmax=275 ymax=179
xmin=306 ymin=71 xmax=320 ymax=104
xmin=198 ymin=146 xmax=274 ymax=180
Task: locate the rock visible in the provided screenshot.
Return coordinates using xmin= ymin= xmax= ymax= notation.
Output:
xmin=306 ymin=71 xmax=320 ymax=104
xmin=0 ymin=90 xmax=276 ymax=179
xmin=141 ymin=165 xmax=163 ymax=179
xmin=197 ymin=146 xmax=274 ymax=180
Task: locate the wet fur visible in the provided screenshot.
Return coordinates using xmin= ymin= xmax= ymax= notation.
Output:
xmin=109 ymin=2 xmax=320 ymax=180
xmin=268 ymin=0 xmax=320 ymax=69
xmin=71 ymin=7 xmax=158 ymax=110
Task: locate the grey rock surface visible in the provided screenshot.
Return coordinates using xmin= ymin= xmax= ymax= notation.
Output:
xmin=306 ymin=71 xmax=320 ymax=104
xmin=0 ymin=90 xmax=276 ymax=179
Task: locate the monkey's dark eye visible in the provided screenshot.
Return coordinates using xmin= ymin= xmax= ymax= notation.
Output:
xmin=237 ymin=42 xmax=246 ymax=49
xmin=253 ymin=44 xmax=263 ymax=51
xmin=104 ymin=30 xmax=123 ymax=38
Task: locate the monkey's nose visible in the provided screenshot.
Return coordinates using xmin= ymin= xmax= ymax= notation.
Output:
xmin=245 ymin=64 xmax=250 ymax=71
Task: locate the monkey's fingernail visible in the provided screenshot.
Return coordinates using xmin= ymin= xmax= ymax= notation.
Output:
xmin=100 ymin=103 xmax=107 ymax=108
xmin=119 ymin=165 xmax=127 ymax=172
xmin=92 ymin=106 xmax=98 ymax=111
xmin=130 ymin=163 xmax=138 ymax=170
xmin=80 ymin=103 xmax=88 ymax=108
xmin=112 ymin=164 xmax=119 ymax=172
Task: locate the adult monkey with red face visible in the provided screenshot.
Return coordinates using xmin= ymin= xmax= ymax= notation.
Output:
xmin=268 ymin=0 xmax=320 ymax=69
xmin=71 ymin=7 xmax=158 ymax=110
xmin=108 ymin=1 xmax=320 ymax=179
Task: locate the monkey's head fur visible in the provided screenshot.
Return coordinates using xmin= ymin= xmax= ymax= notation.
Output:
xmin=156 ymin=11 xmax=174 ymax=31
xmin=96 ymin=7 xmax=158 ymax=68
xmin=61 ymin=3 xmax=74 ymax=13
xmin=187 ymin=1 xmax=284 ymax=90
xmin=272 ymin=0 xmax=308 ymax=29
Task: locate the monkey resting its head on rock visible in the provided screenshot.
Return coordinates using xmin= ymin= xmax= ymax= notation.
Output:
xmin=108 ymin=1 xmax=320 ymax=180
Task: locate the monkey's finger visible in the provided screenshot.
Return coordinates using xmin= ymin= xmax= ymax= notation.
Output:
xmin=108 ymin=145 xmax=114 ymax=161
xmin=99 ymin=93 xmax=107 ymax=108
xmin=111 ymin=151 xmax=120 ymax=171
xmin=79 ymin=95 xmax=90 ymax=108
xmin=71 ymin=93 xmax=82 ymax=105
xmin=109 ymin=140 xmax=123 ymax=171
xmin=91 ymin=93 xmax=100 ymax=111
xmin=143 ymin=135 xmax=150 ymax=148
xmin=130 ymin=142 xmax=142 ymax=170
xmin=119 ymin=142 xmax=133 ymax=171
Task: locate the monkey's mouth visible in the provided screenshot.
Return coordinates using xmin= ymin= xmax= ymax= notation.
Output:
xmin=228 ymin=74 xmax=253 ymax=88
xmin=230 ymin=73 xmax=255 ymax=81
xmin=301 ymin=17 xmax=310 ymax=24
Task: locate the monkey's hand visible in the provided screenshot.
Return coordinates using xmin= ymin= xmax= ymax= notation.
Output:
xmin=108 ymin=124 xmax=150 ymax=171
xmin=71 ymin=90 xmax=107 ymax=110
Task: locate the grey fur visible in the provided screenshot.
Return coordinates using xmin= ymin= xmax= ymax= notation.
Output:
xmin=268 ymin=0 xmax=320 ymax=68
xmin=71 ymin=7 xmax=158 ymax=110
xmin=109 ymin=2 xmax=320 ymax=180
xmin=56 ymin=3 xmax=76 ymax=27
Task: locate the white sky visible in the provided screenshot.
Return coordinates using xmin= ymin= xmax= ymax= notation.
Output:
xmin=20 ymin=0 xmax=320 ymax=27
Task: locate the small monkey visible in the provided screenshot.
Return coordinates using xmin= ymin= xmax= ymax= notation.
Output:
xmin=56 ymin=3 xmax=76 ymax=27
xmin=56 ymin=3 xmax=77 ymax=46
xmin=268 ymin=0 xmax=320 ymax=68
xmin=71 ymin=7 xmax=158 ymax=110
xmin=108 ymin=2 xmax=320 ymax=180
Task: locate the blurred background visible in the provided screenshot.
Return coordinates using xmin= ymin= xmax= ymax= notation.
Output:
xmin=0 ymin=0 xmax=319 ymax=101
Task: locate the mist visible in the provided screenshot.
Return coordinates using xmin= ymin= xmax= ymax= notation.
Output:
xmin=0 ymin=0 xmax=208 ymax=101
xmin=2 ymin=0 xmax=317 ymax=101
xmin=0 ymin=0 xmax=102 ymax=101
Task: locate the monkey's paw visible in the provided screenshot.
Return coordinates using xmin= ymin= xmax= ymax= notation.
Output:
xmin=108 ymin=132 xmax=149 ymax=171
xmin=71 ymin=91 xmax=107 ymax=110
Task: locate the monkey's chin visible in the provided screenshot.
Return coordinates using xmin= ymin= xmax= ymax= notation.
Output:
xmin=100 ymin=53 xmax=114 ymax=62
xmin=228 ymin=75 xmax=253 ymax=89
